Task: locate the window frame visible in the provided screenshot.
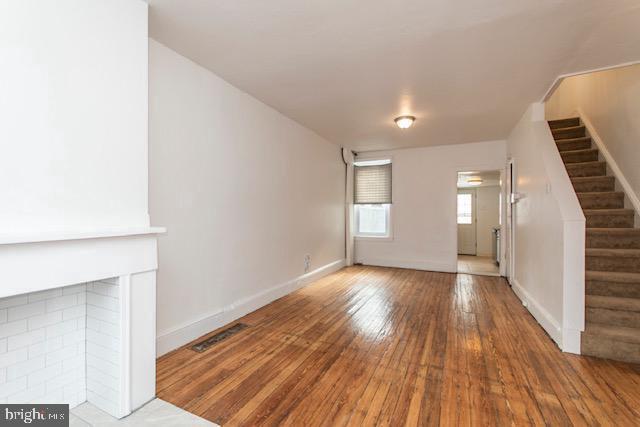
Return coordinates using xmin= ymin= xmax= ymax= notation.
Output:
xmin=354 ymin=203 xmax=393 ymax=240
xmin=457 ymin=192 xmax=474 ymax=225
xmin=353 ymin=156 xmax=393 ymax=241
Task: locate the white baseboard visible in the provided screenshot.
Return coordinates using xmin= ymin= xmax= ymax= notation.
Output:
xmin=357 ymin=257 xmax=456 ymax=273
xmin=155 ymin=259 xmax=346 ymax=357
xmin=511 ymin=279 xmax=563 ymax=348
xmin=579 ymin=109 xmax=640 ymax=216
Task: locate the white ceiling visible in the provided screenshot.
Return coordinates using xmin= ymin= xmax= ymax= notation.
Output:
xmin=148 ymin=0 xmax=640 ymax=151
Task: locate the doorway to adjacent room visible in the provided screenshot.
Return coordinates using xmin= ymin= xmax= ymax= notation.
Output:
xmin=457 ymin=170 xmax=502 ymax=276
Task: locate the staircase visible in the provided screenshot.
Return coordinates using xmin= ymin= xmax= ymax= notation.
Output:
xmin=549 ymin=117 xmax=640 ymax=364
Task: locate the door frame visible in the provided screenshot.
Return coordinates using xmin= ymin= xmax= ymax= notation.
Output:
xmin=505 ymin=158 xmax=516 ymax=283
xmin=456 ymin=167 xmax=508 ymax=276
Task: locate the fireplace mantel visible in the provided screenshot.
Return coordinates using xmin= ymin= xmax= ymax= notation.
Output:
xmin=0 ymin=226 xmax=165 ymax=417
xmin=0 ymin=227 xmax=166 ymax=246
xmin=0 ymin=227 xmax=165 ymax=300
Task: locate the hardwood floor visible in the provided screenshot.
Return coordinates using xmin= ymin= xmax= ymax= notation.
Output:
xmin=157 ymin=266 xmax=640 ymax=426
xmin=457 ymin=255 xmax=500 ymax=276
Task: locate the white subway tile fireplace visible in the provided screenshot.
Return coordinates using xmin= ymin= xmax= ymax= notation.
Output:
xmin=0 ymin=0 xmax=160 ymax=419
xmin=1 ymin=282 xmax=91 ymax=408
xmin=85 ymin=280 xmax=121 ymax=415
xmin=0 ymin=229 xmax=163 ymax=418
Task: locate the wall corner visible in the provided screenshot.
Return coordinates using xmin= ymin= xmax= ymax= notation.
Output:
xmin=530 ymin=102 xmax=546 ymax=122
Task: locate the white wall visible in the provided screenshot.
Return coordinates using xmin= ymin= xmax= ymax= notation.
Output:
xmin=475 ymin=186 xmax=501 ymax=257
xmin=355 ymin=140 xmax=506 ymax=273
xmin=0 ymin=0 xmax=149 ymax=232
xmin=546 ymin=64 xmax=640 ymax=204
xmin=149 ymin=40 xmax=345 ymax=355
xmin=506 ymin=103 xmax=585 ymax=353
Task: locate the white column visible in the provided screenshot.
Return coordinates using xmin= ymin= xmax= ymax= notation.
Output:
xmin=128 ymin=270 xmax=157 ymax=411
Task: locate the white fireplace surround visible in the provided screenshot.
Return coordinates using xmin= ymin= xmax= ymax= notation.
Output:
xmin=0 ymin=227 xmax=164 ymax=418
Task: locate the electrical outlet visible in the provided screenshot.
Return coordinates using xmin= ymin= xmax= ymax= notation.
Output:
xmin=304 ymin=254 xmax=311 ymax=273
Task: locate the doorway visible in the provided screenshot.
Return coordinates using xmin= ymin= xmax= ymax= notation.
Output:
xmin=457 ymin=170 xmax=501 ymax=276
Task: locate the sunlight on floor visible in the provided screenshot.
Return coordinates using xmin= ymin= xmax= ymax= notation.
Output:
xmin=457 ymin=255 xmax=500 ymax=276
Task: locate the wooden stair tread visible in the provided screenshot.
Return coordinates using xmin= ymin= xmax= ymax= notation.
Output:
xmin=581 ymin=334 xmax=640 ymax=363
xmin=557 ymin=140 xmax=592 ymax=153
xmin=583 ymin=323 xmax=640 ymax=345
xmin=578 ymin=191 xmax=624 ymax=196
xmin=564 ymin=161 xmax=607 ymax=177
xmin=560 ymin=148 xmax=598 ymax=155
xmin=587 ymin=227 xmax=640 ymax=249
xmin=571 ymin=176 xmax=614 ymax=183
xmin=552 ymin=125 xmax=586 ymax=140
xmin=555 ymin=136 xmax=590 ymax=144
xmin=552 ymin=125 xmax=585 ymax=133
xmin=578 ymin=196 xmax=625 ymax=208
xmin=577 ymin=191 xmax=624 ymax=198
xmin=583 ymin=208 xmax=634 ymax=216
xmin=586 ymin=295 xmax=640 ymax=312
xmin=587 ymin=270 xmax=640 ymax=283
xmin=570 ymin=176 xmax=616 ymax=192
xmin=578 ymin=191 xmax=625 ymax=210
xmin=560 ymin=149 xmax=599 ymax=164
xmin=565 ymin=162 xmax=607 ymax=178
xmin=564 ymin=161 xmax=605 ymax=168
xmin=586 ymin=248 xmax=640 ymax=257
xmin=548 ymin=117 xmax=580 ymax=129
xmin=587 ymin=228 xmax=640 ymax=234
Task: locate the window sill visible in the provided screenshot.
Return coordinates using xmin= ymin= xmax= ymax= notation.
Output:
xmin=355 ymin=235 xmax=393 ymax=242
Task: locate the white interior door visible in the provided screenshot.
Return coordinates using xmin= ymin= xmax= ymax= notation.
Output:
xmin=457 ymin=189 xmax=477 ymax=255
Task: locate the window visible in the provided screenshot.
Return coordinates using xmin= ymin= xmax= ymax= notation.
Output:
xmin=457 ymin=193 xmax=473 ymax=224
xmin=354 ymin=159 xmax=392 ymax=238
xmin=355 ymin=204 xmax=391 ymax=237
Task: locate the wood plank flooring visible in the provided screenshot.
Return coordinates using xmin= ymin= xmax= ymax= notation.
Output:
xmin=157 ymin=266 xmax=640 ymax=426
xmin=457 ymin=255 xmax=499 ymax=276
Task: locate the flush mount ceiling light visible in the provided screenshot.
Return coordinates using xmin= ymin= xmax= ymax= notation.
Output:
xmin=467 ymin=178 xmax=483 ymax=186
xmin=394 ymin=115 xmax=415 ymax=129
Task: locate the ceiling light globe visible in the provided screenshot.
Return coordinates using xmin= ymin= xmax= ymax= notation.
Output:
xmin=394 ymin=116 xmax=415 ymax=129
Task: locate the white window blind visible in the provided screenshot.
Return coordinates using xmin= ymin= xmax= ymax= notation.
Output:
xmin=354 ymin=163 xmax=392 ymax=204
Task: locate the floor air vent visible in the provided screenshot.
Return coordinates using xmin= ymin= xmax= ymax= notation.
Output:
xmin=191 ymin=323 xmax=248 ymax=352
